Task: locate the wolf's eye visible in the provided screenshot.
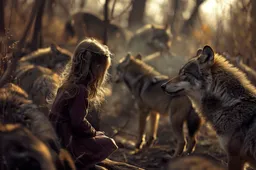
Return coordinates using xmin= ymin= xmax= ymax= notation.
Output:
xmin=184 ymin=72 xmax=197 ymax=81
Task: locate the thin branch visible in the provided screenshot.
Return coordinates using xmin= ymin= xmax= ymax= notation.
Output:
xmin=111 ymin=0 xmax=133 ymax=21
xmin=0 ymin=0 xmax=5 ymax=36
xmin=110 ymin=0 xmax=117 ymax=19
xmin=0 ymin=0 xmax=40 ymax=88
xmin=103 ymin=0 xmax=110 ymax=45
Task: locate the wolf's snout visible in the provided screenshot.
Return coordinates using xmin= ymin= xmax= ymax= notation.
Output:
xmin=161 ymin=83 xmax=166 ymax=91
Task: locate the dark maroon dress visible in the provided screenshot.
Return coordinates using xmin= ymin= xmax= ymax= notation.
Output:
xmin=49 ymin=84 xmax=117 ymax=169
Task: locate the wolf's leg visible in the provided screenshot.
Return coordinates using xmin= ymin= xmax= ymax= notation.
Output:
xmin=227 ymin=155 xmax=244 ymax=170
xmin=146 ymin=111 xmax=160 ymax=148
xmin=135 ymin=110 xmax=149 ymax=150
xmin=227 ymin=133 xmax=245 ymax=170
xmin=170 ymin=111 xmax=186 ymax=157
xmin=186 ymin=108 xmax=201 ymax=154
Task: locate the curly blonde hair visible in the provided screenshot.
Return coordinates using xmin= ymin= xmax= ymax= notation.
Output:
xmin=58 ymin=38 xmax=111 ymax=107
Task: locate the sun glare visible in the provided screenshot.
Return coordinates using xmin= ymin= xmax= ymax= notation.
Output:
xmin=201 ymin=0 xmax=237 ymax=27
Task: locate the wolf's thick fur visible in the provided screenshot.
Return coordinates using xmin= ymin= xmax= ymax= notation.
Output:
xmin=14 ymin=64 xmax=60 ymax=115
xmin=0 ymin=124 xmax=76 ymax=170
xmin=115 ymin=54 xmax=201 ymax=156
xmin=162 ymin=45 xmax=256 ymax=170
xmin=63 ymin=12 xmax=127 ymax=52
xmin=19 ymin=44 xmax=72 ymax=74
xmin=127 ymin=24 xmax=171 ymax=56
xmin=2 ymin=83 xmax=29 ymax=99
xmin=0 ymin=85 xmax=75 ymax=170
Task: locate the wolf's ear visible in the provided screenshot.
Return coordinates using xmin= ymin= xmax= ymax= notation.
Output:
xmin=135 ymin=54 xmax=142 ymax=60
xmin=123 ymin=53 xmax=131 ymax=65
xmin=196 ymin=48 xmax=203 ymax=56
xmin=50 ymin=44 xmax=60 ymax=55
xmin=198 ymin=45 xmax=214 ymax=65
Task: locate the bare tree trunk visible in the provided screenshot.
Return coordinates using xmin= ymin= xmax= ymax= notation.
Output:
xmin=80 ymin=0 xmax=87 ymax=9
xmin=0 ymin=0 xmax=5 ymax=36
xmin=47 ymin=0 xmax=55 ymax=19
xmin=128 ymin=0 xmax=147 ymax=31
xmin=58 ymin=0 xmax=70 ymax=17
xmin=0 ymin=0 xmax=40 ymax=87
xmin=30 ymin=0 xmax=46 ymax=51
xmin=181 ymin=0 xmax=205 ymax=36
xmin=103 ymin=0 xmax=110 ymax=45
xmin=169 ymin=0 xmax=180 ymax=37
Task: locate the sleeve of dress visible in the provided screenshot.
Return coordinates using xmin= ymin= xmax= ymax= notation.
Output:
xmin=69 ymin=85 xmax=97 ymax=138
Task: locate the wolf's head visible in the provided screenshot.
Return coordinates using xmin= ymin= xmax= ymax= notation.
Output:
xmin=149 ymin=25 xmax=171 ymax=51
xmin=161 ymin=45 xmax=215 ymax=97
xmin=50 ymin=44 xmax=72 ymax=72
xmin=63 ymin=19 xmax=75 ymax=41
xmin=114 ymin=53 xmax=143 ymax=83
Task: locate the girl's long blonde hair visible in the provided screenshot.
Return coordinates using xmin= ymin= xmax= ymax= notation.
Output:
xmin=55 ymin=38 xmax=111 ymax=108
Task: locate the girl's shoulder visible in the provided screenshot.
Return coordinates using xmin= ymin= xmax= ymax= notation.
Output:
xmin=59 ymin=84 xmax=88 ymax=99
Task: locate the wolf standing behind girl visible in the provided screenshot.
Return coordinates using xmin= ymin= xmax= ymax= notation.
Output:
xmin=49 ymin=38 xmax=118 ymax=169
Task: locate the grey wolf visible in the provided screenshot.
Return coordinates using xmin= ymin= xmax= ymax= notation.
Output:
xmin=114 ymin=53 xmax=201 ymax=156
xmin=19 ymin=44 xmax=72 ymax=74
xmin=127 ymin=24 xmax=171 ymax=56
xmin=14 ymin=64 xmax=60 ymax=115
xmin=161 ymin=45 xmax=256 ymax=170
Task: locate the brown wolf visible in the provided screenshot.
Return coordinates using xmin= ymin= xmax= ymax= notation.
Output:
xmin=161 ymin=45 xmax=256 ymax=170
xmin=19 ymin=44 xmax=72 ymax=74
xmin=0 ymin=84 xmax=75 ymax=170
xmin=127 ymin=24 xmax=171 ymax=56
xmin=2 ymin=83 xmax=29 ymax=99
xmin=167 ymin=153 xmax=226 ymax=170
xmin=114 ymin=54 xmax=201 ymax=156
xmin=0 ymin=123 xmax=75 ymax=170
xmin=63 ymin=12 xmax=127 ymax=53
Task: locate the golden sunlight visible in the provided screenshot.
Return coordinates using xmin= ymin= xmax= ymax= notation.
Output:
xmin=201 ymin=0 xmax=237 ymax=27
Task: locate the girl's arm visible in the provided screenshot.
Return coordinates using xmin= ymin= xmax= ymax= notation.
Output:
xmin=69 ymin=85 xmax=96 ymax=138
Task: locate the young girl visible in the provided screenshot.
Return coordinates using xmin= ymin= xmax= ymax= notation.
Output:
xmin=49 ymin=38 xmax=118 ymax=169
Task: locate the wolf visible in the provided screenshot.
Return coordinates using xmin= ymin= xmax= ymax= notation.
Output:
xmin=167 ymin=153 xmax=226 ymax=170
xmin=0 ymin=123 xmax=75 ymax=170
xmin=14 ymin=64 xmax=60 ymax=114
xmin=63 ymin=12 xmax=127 ymax=53
xmin=127 ymin=24 xmax=171 ymax=56
xmin=0 ymin=84 xmax=75 ymax=170
xmin=19 ymin=44 xmax=72 ymax=74
xmin=161 ymin=45 xmax=256 ymax=170
xmin=114 ymin=54 xmax=201 ymax=156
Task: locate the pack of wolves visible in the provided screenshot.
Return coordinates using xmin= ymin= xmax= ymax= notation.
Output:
xmin=2 ymin=11 xmax=256 ymax=170
xmin=115 ymin=45 xmax=256 ymax=170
